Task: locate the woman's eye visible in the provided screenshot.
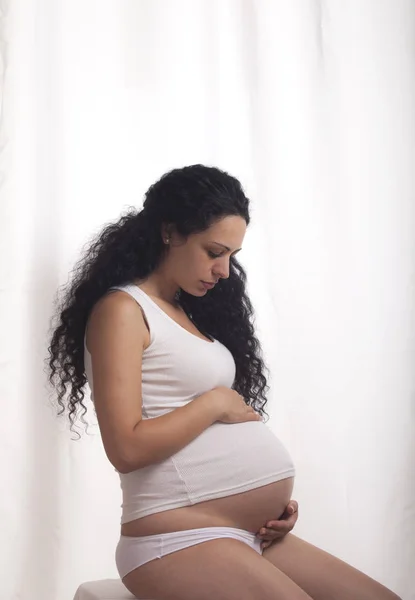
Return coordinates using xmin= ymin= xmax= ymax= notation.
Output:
xmin=208 ymin=251 xmax=222 ymax=259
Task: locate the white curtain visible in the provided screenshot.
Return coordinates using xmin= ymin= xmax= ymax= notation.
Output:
xmin=1 ymin=1 xmax=414 ymax=598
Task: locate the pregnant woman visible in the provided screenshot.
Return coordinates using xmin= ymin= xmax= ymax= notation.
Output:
xmin=48 ymin=165 xmax=400 ymax=600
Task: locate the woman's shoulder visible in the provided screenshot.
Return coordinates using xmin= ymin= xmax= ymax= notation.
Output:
xmin=86 ymin=289 xmax=151 ymax=352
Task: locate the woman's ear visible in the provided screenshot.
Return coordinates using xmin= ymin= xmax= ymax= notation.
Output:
xmin=160 ymin=223 xmax=171 ymax=241
xmin=161 ymin=223 xmax=179 ymax=243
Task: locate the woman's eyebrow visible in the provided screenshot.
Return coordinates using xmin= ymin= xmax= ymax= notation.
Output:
xmin=211 ymin=242 xmax=242 ymax=254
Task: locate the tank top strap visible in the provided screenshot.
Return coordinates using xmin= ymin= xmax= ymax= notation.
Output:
xmin=108 ymin=283 xmax=169 ymax=348
xmin=110 ymin=283 xmax=155 ymax=312
xmin=108 ymin=282 xmax=218 ymax=350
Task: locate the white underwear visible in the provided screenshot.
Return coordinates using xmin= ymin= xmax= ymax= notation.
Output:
xmin=115 ymin=526 xmax=263 ymax=580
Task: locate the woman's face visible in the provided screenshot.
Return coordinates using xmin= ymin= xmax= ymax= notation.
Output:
xmin=165 ymin=215 xmax=247 ymax=296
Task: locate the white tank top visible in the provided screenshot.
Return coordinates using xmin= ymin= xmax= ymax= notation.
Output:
xmin=84 ymin=283 xmax=295 ymax=524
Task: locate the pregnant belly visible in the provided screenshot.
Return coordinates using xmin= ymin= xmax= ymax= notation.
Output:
xmin=121 ymin=476 xmax=295 ymax=537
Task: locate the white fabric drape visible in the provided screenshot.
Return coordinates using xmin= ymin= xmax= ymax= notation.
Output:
xmin=1 ymin=1 xmax=414 ymax=598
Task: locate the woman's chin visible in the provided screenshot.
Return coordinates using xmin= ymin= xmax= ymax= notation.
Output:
xmin=185 ymin=282 xmax=210 ymax=295
xmin=178 ymin=281 xmax=212 ymax=297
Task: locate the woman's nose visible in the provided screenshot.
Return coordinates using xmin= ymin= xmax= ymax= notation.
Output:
xmin=214 ymin=261 xmax=230 ymax=280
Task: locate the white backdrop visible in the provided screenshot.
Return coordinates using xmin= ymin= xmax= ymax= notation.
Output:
xmin=1 ymin=1 xmax=414 ymax=599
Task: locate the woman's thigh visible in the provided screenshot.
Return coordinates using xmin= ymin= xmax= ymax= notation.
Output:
xmin=262 ymin=533 xmax=402 ymax=600
xmin=123 ymin=537 xmax=313 ymax=600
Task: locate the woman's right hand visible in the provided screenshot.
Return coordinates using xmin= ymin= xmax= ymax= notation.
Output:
xmin=210 ymin=386 xmax=263 ymax=424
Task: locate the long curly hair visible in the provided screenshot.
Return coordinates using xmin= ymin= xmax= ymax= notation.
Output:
xmin=47 ymin=164 xmax=270 ymax=435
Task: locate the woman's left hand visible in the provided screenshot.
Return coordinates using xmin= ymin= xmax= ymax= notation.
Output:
xmin=256 ymin=500 xmax=299 ymax=550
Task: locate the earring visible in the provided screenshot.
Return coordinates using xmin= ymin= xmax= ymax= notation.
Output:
xmin=164 ymin=237 xmax=170 ymax=244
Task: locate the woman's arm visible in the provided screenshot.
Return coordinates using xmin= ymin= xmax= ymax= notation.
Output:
xmin=86 ymin=291 xmax=220 ymax=474
xmin=123 ymin=393 xmax=219 ymax=472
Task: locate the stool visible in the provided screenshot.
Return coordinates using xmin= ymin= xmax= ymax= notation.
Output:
xmin=73 ymin=579 xmax=138 ymax=600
